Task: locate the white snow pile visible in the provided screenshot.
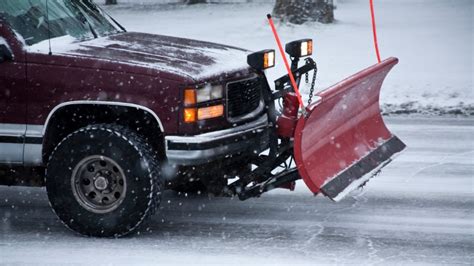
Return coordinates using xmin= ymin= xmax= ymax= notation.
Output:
xmin=101 ymin=0 xmax=473 ymax=116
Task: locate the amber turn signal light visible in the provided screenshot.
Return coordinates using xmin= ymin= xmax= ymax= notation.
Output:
xmin=184 ymin=108 xmax=197 ymax=123
xmin=184 ymin=89 xmax=196 ymax=106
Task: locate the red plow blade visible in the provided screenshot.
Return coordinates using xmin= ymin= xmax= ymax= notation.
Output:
xmin=294 ymin=57 xmax=406 ymax=201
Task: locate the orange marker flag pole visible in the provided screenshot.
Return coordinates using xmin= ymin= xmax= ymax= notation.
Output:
xmin=370 ymin=0 xmax=382 ymax=63
xmin=267 ymin=14 xmax=305 ymax=109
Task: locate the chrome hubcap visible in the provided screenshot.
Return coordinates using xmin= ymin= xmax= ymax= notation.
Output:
xmin=71 ymin=155 xmax=127 ymax=214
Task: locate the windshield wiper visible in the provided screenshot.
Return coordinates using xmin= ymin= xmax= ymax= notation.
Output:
xmin=105 ymin=13 xmax=126 ymax=32
xmin=86 ymin=20 xmax=98 ymax=38
xmin=97 ymin=6 xmax=126 ymax=32
xmin=71 ymin=2 xmax=98 ymax=38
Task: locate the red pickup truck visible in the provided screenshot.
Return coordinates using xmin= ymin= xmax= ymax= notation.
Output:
xmin=0 ymin=0 xmax=405 ymax=238
xmin=1 ymin=1 xmax=271 ymax=237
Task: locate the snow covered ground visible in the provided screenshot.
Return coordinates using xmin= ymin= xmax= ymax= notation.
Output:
xmin=1 ymin=117 xmax=473 ymax=265
xmin=0 ymin=1 xmax=473 ymax=265
xmin=100 ymin=0 xmax=473 ymax=115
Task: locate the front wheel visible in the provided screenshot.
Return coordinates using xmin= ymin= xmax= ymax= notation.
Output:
xmin=46 ymin=124 xmax=162 ymax=237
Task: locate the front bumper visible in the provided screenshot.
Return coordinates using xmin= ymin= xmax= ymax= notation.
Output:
xmin=166 ymin=114 xmax=270 ymax=166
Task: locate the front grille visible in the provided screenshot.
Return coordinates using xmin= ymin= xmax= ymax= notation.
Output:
xmin=227 ymin=77 xmax=262 ymax=118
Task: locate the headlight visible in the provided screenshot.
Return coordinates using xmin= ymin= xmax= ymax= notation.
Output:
xmin=183 ymin=85 xmax=225 ymax=123
xmin=285 ymin=39 xmax=313 ymax=58
xmin=184 ymin=85 xmax=223 ymax=106
xmin=197 ymin=84 xmax=223 ymax=103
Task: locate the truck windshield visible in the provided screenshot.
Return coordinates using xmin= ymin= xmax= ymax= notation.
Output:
xmin=0 ymin=0 xmax=122 ymax=46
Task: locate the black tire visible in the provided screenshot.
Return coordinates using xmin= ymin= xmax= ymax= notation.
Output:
xmin=46 ymin=124 xmax=162 ymax=237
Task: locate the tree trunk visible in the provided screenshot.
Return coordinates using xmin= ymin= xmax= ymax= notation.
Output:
xmin=105 ymin=0 xmax=117 ymax=5
xmin=186 ymin=0 xmax=207 ymax=4
xmin=273 ymin=0 xmax=334 ymax=24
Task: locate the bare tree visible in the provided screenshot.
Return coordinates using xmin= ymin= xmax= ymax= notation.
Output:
xmin=273 ymin=0 xmax=334 ymax=24
xmin=105 ymin=0 xmax=117 ymax=5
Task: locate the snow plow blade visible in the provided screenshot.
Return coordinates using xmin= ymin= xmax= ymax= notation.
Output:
xmin=294 ymin=57 xmax=406 ymax=201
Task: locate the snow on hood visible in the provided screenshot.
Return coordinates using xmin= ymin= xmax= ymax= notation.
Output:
xmin=27 ymin=32 xmax=251 ymax=80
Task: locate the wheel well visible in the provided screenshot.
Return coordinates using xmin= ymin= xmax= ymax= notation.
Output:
xmin=43 ymin=104 xmax=166 ymax=164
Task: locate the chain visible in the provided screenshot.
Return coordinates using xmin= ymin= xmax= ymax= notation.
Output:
xmin=305 ymin=58 xmax=318 ymax=106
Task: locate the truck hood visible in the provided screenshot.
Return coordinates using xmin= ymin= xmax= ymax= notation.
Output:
xmin=27 ymin=32 xmax=252 ymax=81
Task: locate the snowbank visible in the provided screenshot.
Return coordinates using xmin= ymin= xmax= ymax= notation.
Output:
xmin=101 ymin=0 xmax=472 ymax=115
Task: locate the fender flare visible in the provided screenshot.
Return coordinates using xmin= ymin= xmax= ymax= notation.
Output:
xmin=41 ymin=101 xmax=166 ymax=163
xmin=42 ymin=100 xmax=165 ymax=136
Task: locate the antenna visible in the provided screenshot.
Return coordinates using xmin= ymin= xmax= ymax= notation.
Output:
xmin=46 ymin=0 xmax=52 ymax=55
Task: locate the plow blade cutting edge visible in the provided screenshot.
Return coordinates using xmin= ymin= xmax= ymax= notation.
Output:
xmin=293 ymin=57 xmax=406 ymax=201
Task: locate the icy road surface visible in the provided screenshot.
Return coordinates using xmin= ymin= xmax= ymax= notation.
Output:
xmin=1 ymin=117 xmax=473 ymax=265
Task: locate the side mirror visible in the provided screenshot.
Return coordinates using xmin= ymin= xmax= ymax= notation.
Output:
xmin=0 ymin=44 xmax=13 ymax=63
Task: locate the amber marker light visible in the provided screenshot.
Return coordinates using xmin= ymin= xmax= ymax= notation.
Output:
xmin=184 ymin=89 xmax=196 ymax=106
xmin=198 ymin=105 xmax=224 ymax=120
xmin=301 ymin=40 xmax=313 ymax=57
xmin=247 ymin=49 xmax=275 ymax=71
xmin=285 ymin=39 xmax=313 ymax=58
xmin=184 ymin=108 xmax=197 ymax=123
xmin=263 ymin=50 xmax=275 ymax=69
